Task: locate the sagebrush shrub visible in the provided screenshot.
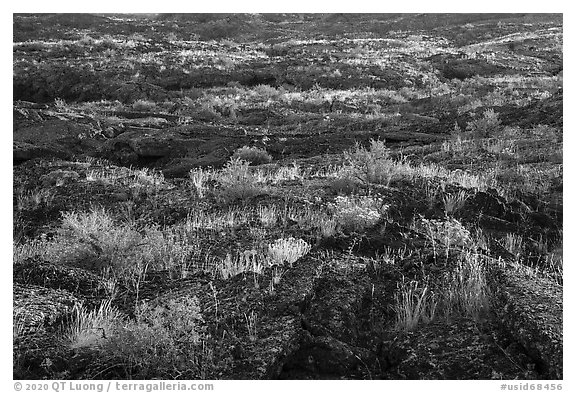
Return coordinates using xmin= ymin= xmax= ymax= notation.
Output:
xmin=132 ymin=99 xmax=156 ymax=112
xmin=216 ymin=158 xmax=265 ymax=202
xmin=466 ymin=108 xmax=501 ymax=137
xmin=330 ymin=195 xmax=387 ymax=231
xmin=414 ymin=217 xmax=472 ymax=249
xmin=329 ymin=169 xmax=361 ymax=195
xmin=344 ymin=139 xmax=400 ymax=185
xmin=16 ymin=209 xmax=199 ymax=287
xmin=79 ymin=296 xmax=206 ymax=379
xmin=231 ymin=146 xmax=272 ymax=165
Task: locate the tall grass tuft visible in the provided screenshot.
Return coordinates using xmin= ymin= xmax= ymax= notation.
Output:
xmin=394 ymin=279 xmax=437 ymax=331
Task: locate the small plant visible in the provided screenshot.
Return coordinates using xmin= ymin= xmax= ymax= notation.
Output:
xmin=132 ymin=99 xmax=156 ymax=112
xmin=441 ymin=135 xmax=466 ymax=153
xmin=344 ymin=139 xmax=398 ymax=186
xmin=218 ymin=253 xmax=249 ymax=280
xmin=13 ymin=236 xmax=51 ymax=264
xmin=96 ymin=296 xmax=206 ymax=379
xmin=415 ymin=217 xmax=473 ymax=250
xmin=231 ymin=146 xmax=272 ymax=165
xmin=443 ymin=190 xmax=469 ymax=215
xmin=216 ymin=158 xmax=265 ymax=203
xmin=132 ymin=168 xmax=164 ymax=188
xmin=272 ymin=162 xmax=301 ymax=183
xmin=329 ymin=169 xmax=362 ymax=195
xmin=218 ymin=250 xmax=263 ymax=279
xmin=394 ymin=279 xmax=437 ymax=331
xmin=15 ymin=187 xmax=55 ymax=211
xmin=189 ymin=167 xmax=213 ymax=198
xmin=257 ymin=205 xmax=277 ymax=227
xmin=442 ymin=252 xmax=489 ymax=320
xmin=54 ymin=98 xmax=73 ymax=113
xmin=186 ymin=207 xmax=242 ymax=230
xmin=330 ymin=195 xmax=387 ymax=232
xmin=318 ymin=217 xmax=338 ymax=238
xmin=267 ymin=237 xmax=311 ymax=267
xmin=40 ymin=169 xmax=80 ymax=187
xmin=66 ymin=300 xmax=124 ymax=349
xmin=503 ymin=233 xmax=524 ymax=261
xmin=466 ymin=108 xmax=501 ymax=138
xmin=244 ymin=310 xmax=258 ymax=342
xmin=482 ymin=138 xmax=518 ymax=156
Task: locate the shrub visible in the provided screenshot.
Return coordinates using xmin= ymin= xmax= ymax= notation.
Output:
xmin=216 ymin=158 xmax=265 ymax=203
xmin=466 ymin=108 xmax=501 ymax=137
xmin=40 ymin=169 xmax=80 ymax=187
xmin=414 ymin=217 xmax=473 ymax=249
xmin=231 ymin=146 xmax=272 ymax=165
xmin=329 ymin=169 xmax=362 ymax=195
xmin=330 ymin=195 xmax=387 ymax=232
xmin=16 ymin=209 xmax=200 ymax=287
xmin=132 ymin=99 xmax=156 ymax=112
xmin=251 ymin=84 xmax=284 ymax=100
xmin=77 ymin=296 xmax=207 ymax=379
xmin=344 ymin=140 xmax=401 ymax=185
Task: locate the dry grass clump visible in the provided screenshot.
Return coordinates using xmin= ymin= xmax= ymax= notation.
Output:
xmin=443 ymin=190 xmax=469 ymax=215
xmin=394 ymin=279 xmax=437 ymax=331
xmin=394 ymin=252 xmax=490 ymax=331
xmin=442 ymin=252 xmax=490 ymax=320
xmin=218 ymin=250 xmax=264 ymax=279
xmin=189 ymin=167 xmax=214 ymax=198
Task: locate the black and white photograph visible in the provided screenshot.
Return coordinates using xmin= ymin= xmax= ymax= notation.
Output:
xmin=12 ymin=10 xmax=564 ymax=385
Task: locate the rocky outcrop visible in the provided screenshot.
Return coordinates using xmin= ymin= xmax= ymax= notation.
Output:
xmin=13 ymin=141 xmax=70 ymax=163
xmin=14 ymin=283 xmax=80 ymax=338
xmin=14 ymin=258 xmax=111 ymax=303
xmin=488 ymin=260 xmax=563 ymax=379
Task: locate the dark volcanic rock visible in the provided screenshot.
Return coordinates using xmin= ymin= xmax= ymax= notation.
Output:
xmin=464 ymin=189 xmax=508 ymax=218
xmin=487 ymin=260 xmax=563 ymax=379
xmin=14 ymin=283 xmax=80 ymax=338
xmin=14 ymin=258 xmax=111 ymax=304
xmin=386 ymin=319 xmax=536 ymax=379
xmin=13 ymin=141 xmax=70 ymax=163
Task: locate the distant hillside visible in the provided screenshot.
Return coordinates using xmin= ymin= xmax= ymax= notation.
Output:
xmin=14 ymin=13 xmax=562 ymax=44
